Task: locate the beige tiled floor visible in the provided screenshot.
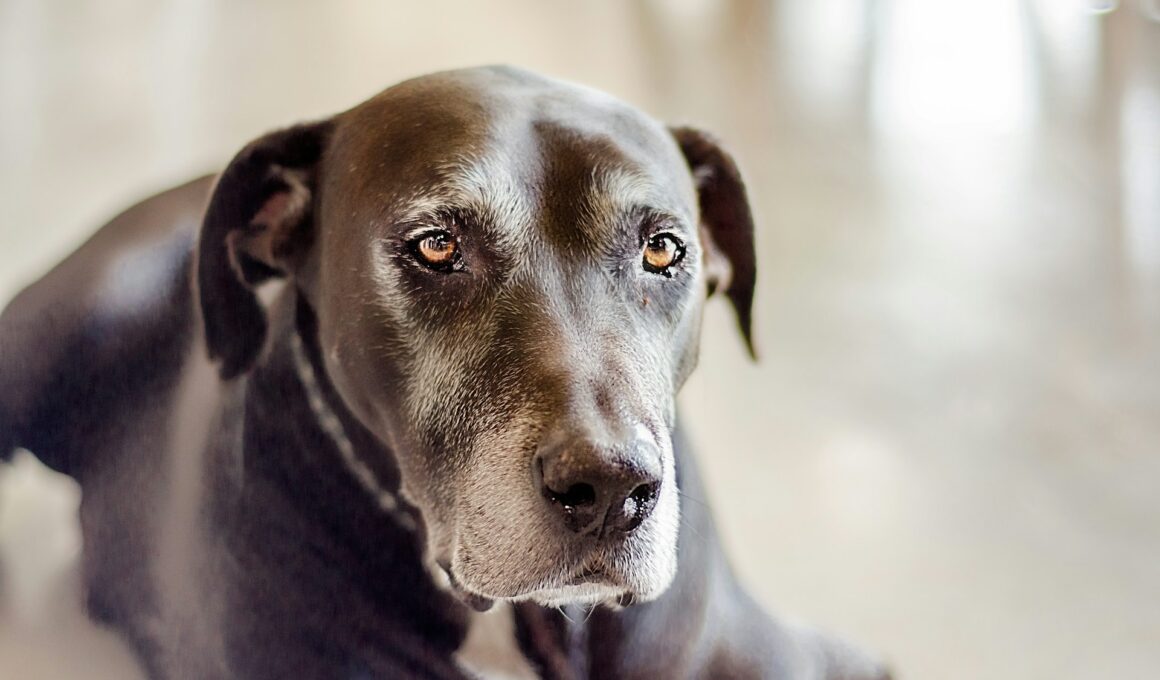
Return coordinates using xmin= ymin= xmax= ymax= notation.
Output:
xmin=1 ymin=1 xmax=1158 ymax=678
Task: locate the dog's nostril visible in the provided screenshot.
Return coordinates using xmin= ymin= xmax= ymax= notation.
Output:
xmin=544 ymin=482 xmax=596 ymax=509
xmin=629 ymin=482 xmax=658 ymax=509
xmin=621 ymin=482 xmax=659 ymax=531
xmin=542 ymin=481 xmax=599 ymax=533
xmin=629 ymin=482 xmax=658 ymax=506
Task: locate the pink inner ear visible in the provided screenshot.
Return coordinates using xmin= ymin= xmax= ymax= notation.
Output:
xmin=251 ymin=190 xmax=297 ymax=230
xmin=236 ymin=173 xmax=313 ymax=272
xmin=250 ymin=167 xmax=312 ymax=232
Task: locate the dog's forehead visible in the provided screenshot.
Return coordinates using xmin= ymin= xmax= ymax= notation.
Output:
xmin=329 ymin=67 xmax=697 ymax=236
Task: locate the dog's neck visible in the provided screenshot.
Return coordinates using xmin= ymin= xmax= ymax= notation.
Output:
xmin=211 ymin=291 xmax=476 ymax=676
xmin=246 ymin=293 xmax=422 ymax=535
xmin=285 ymin=308 xmax=418 ymax=533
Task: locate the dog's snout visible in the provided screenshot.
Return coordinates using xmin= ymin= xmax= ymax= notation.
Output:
xmin=534 ymin=431 xmax=662 ymax=536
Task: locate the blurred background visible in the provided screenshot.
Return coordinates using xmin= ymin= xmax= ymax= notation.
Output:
xmin=1 ymin=0 xmax=1157 ymax=678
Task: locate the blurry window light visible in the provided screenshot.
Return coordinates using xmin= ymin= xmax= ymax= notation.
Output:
xmin=1028 ymin=0 xmax=1101 ymax=111
xmin=1120 ymin=81 xmax=1160 ymax=293
xmin=775 ymin=0 xmax=869 ymax=120
xmin=870 ymin=0 xmax=1034 ymax=141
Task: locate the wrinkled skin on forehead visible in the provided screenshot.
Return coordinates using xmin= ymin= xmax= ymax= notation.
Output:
xmin=310 ymin=68 xmax=705 ymax=604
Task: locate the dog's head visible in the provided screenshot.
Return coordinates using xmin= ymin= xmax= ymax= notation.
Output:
xmin=196 ymin=66 xmax=755 ymax=607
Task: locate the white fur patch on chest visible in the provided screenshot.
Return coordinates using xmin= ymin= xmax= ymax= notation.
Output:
xmin=454 ymin=602 xmax=539 ymax=680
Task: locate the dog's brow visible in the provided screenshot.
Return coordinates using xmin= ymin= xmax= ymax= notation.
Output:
xmin=579 ymin=166 xmax=690 ymax=244
xmin=393 ymin=155 xmax=533 ymax=245
xmin=590 ymin=166 xmax=683 ymax=219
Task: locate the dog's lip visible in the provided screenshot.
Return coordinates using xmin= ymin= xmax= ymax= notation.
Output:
xmin=569 ymin=565 xmax=608 ymax=585
xmin=438 ymin=561 xmax=496 ymax=612
xmin=563 ymin=555 xmax=635 ymax=590
xmin=442 ymin=555 xmax=628 ymax=605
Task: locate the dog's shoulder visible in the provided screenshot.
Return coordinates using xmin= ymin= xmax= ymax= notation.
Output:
xmin=0 ymin=175 xmax=213 ymax=475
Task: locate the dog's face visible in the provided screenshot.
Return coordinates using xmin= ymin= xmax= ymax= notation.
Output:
xmin=197 ymin=66 xmax=755 ymax=608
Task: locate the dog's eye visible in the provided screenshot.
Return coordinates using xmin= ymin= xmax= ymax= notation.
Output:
xmin=409 ymin=230 xmax=462 ymax=271
xmin=642 ymin=233 xmax=685 ymax=275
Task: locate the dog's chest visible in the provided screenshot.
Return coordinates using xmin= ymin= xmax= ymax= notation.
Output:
xmin=454 ymin=603 xmax=539 ymax=680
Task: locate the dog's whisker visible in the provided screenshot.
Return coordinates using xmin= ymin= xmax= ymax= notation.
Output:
xmin=678 ymin=514 xmax=708 ymax=543
xmin=555 ymin=605 xmax=577 ymax=625
xmin=581 ymin=604 xmax=598 ymax=624
xmin=677 ymin=490 xmax=710 ymax=508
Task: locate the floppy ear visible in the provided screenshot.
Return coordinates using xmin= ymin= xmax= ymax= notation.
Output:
xmin=669 ymin=126 xmax=758 ymax=358
xmin=196 ymin=120 xmax=334 ymax=380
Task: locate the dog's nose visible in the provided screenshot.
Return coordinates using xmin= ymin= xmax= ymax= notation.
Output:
xmin=533 ymin=430 xmax=662 ymax=536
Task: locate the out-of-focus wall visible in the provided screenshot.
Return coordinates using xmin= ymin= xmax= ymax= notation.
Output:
xmin=1 ymin=1 xmax=1157 ymax=678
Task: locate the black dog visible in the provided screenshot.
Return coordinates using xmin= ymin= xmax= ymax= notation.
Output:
xmin=0 ymin=66 xmax=888 ymax=679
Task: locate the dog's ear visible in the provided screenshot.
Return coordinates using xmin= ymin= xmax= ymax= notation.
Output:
xmin=196 ymin=120 xmax=335 ymax=379
xmin=669 ymin=126 xmax=757 ymax=358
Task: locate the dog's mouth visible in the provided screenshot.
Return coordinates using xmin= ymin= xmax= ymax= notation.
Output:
xmin=441 ymin=564 xmax=498 ymax=612
xmin=438 ymin=556 xmax=633 ymax=612
xmin=570 ymin=565 xmax=607 ymax=585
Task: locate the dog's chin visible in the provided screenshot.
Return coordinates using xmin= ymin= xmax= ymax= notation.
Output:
xmin=517 ymin=583 xmax=628 ymax=608
xmin=448 ymin=578 xmax=649 ymax=612
xmin=443 ymin=556 xmax=677 ymax=612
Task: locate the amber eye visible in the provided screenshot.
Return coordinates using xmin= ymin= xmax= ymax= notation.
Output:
xmin=410 ymin=230 xmax=462 ymax=271
xmin=642 ymin=233 xmax=685 ymax=274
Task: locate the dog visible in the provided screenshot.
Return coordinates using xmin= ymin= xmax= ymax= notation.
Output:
xmin=0 ymin=66 xmax=889 ymax=679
